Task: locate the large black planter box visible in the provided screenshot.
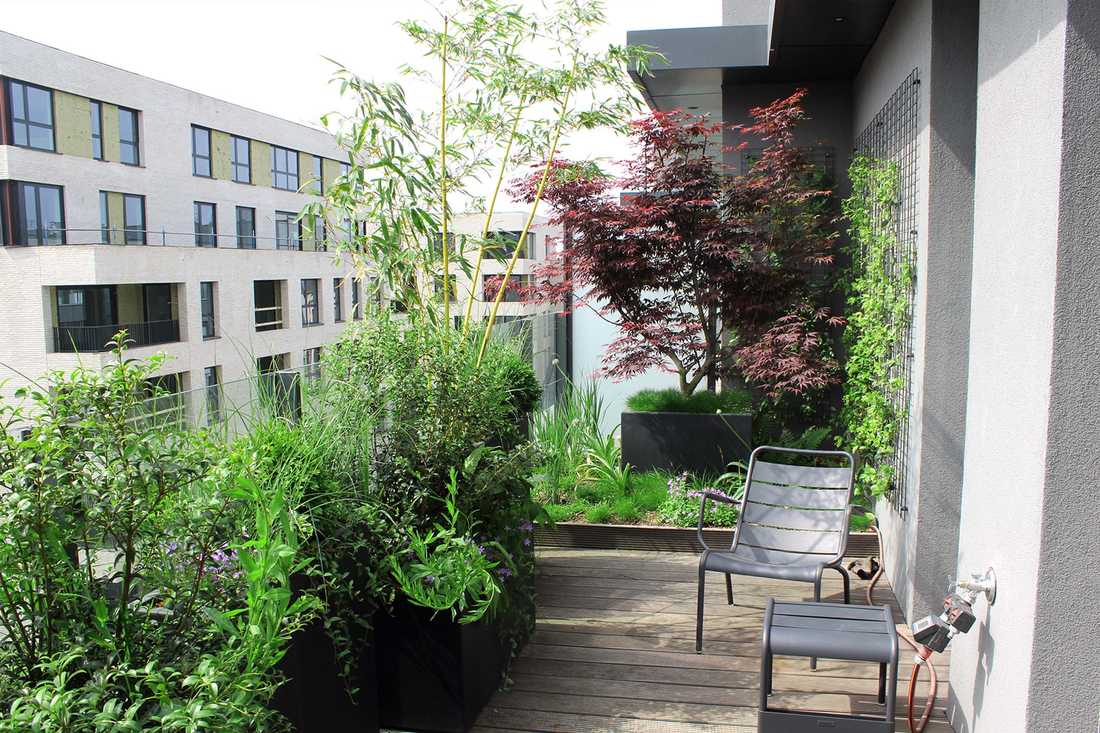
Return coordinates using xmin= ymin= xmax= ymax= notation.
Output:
xmin=375 ymin=601 xmax=510 ymax=733
xmin=621 ymin=410 xmax=752 ymax=474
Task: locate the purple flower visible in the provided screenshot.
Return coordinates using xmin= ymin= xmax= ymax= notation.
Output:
xmin=522 ymin=537 xmax=532 ymax=547
xmin=494 ymin=567 xmax=513 ymax=580
xmin=423 ymin=575 xmax=436 ymax=586
xmin=519 ymin=521 xmax=534 ymax=533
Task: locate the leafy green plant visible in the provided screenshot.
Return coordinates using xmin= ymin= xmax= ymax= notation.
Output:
xmin=657 ymin=470 xmax=745 ymax=528
xmin=626 ymin=387 xmax=752 ymax=415
xmin=583 ymin=503 xmax=613 ymax=524
xmin=531 ymin=379 xmax=607 ymax=503
xmin=578 ymin=431 xmax=632 ymax=497
xmin=839 ymin=155 xmax=914 ymax=499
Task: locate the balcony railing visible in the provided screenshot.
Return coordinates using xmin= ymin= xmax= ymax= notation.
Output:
xmin=4 ymin=228 xmax=348 ymax=251
xmin=53 ymin=319 xmax=181 ymax=353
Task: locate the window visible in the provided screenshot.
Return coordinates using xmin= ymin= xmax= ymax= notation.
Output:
xmin=192 ymin=126 xmax=211 ymax=176
xmin=312 ymin=156 xmax=323 ymax=194
xmin=99 ymin=191 xmax=109 ymax=242
xmin=434 ymin=274 xmax=457 ymax=302
xmin=7 ymin=80 xmax=54 ymax=151
xmin=236 ymin=206 xmax=256 ymax=249
xmin=351 ymin=278 xmax=362 ymax=320
xmin=232 ymin=136 xmax=251 ymax=183
xmin=203 ymin=366 xmax=221 ymax=425
xmin=333 ymin=278 xmax=344 ymax=322
xmin=194 ymin=202 xmax=217 ymax=247
xmin=483 ymin=273 xmax=528 ymax=302
xmin=301 ymin=278 xmax=320 ymax=326
xmin=275 ymin=210 xmax=299 ymax=250
xmin=254 ymin=280 xmax=283 ymax=332
xmin=123 ymin=194 xmax=145 ymax=244
xmin=340 ymin=161 xmax=350 ymax=177
xmin=90 ymin=101 xmax=103 ymax=160
xmin=200 ymin=281 xmax=216 ymax=339
xmin=492 ymin=230 xmax=534 ymax=259
xmin=118 ymin=107 xmax=139 ymax=165
xmin=303 ymin=347 xmax=321 ymax=381
xmin=13 ymin=182 xmax=64 ymax=245
xmin=271 ymin=146 xmax=298 ymax=190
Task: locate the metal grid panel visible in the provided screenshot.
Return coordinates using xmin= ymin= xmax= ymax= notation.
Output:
xmin=854 ymin=68 xmax=920 ymax=514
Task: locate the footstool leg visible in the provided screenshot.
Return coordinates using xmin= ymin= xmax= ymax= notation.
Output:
xmin=810 ymin=576 xmax=821 ymax=671
xmin=725 ymin=573 xmax=734 ymax=605
xmin=696 ymin=557 xmax=707 ymax=653
xmin=878 ymin=662 xmax=886 ymax=704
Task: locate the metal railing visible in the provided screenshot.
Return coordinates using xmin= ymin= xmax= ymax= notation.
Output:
xmin=53 ymin=319 xmax=180 ymax=352
xmin=4 ymin=227 xmax=350 ymax=251
xmin=254 ymin=305 xmax=284 ymax=332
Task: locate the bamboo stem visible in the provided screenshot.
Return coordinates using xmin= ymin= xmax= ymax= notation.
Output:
xmin=440 ymin=16 xmax=451 ymax=325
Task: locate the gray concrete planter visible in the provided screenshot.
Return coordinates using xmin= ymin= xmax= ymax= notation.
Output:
xmin=621 ymin=410 xmax=752 ymax=475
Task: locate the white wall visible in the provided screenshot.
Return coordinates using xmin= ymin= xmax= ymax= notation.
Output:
xmin=949 ymin=2 xmax=1068 ymax=730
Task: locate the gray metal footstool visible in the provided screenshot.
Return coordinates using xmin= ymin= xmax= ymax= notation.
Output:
xmin=760 ymin=599 xmax=899 ymax=732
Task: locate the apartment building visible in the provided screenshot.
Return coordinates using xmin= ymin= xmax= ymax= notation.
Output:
xmin=0 ymin=30 xmax=358 ymax=420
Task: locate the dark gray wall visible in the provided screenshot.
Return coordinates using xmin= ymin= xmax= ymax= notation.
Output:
xmin=907 ymin=0 xmax=979 ymax=624
xmin=1027 ymin=0 xmax=1100 ymax=728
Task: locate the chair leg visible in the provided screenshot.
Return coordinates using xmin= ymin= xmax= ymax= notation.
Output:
xmin=725 ymin=573 xmax=734 ymax=605
xmin=696 ymin=556 xmax=707 ymax=654
xmin=810 ymin=576 xmax=822 ymax=671
xmin=878 ymin=662 xmax=887 ymax=704
xmin=837 ymin=565 xmax=851 ymax=605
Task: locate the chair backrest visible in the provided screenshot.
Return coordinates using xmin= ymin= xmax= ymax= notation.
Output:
xmin=731 ymin=445 xmax=856 ymax=565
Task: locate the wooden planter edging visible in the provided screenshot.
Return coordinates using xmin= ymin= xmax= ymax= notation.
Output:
xmin=535 ymin=522 xmax=879 ymax=558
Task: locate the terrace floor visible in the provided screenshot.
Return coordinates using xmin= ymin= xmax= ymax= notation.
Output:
xmin=474 ymin=548 xmax=954 ymax=733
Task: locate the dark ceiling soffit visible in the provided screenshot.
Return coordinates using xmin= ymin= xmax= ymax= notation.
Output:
xmin=626 ymin=25 xmax=769 ymax=107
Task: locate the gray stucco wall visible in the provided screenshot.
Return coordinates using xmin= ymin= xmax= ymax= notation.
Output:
xmin=1026 ymin=0 xmax=1100 ymax=729
xmin=949 ymin=0 xmax=1069 ymax=730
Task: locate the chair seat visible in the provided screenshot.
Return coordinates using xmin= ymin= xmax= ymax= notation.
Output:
xmin=703 ymin=550 xmax=827 ymax=584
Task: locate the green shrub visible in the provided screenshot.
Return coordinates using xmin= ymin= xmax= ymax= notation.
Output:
xmin=632 ymin=471 xmax=671 ymax=512
xmin=611 ymin=496 xmax=640 ymax=523
xmin=584 ymin=503 xmax=614 ymax=524
xmin=627 ymin=387 xmax=752 ymax=414
xmin=545 ymin=501 xmax=587 ymax=523
xmin=657 ymin=472 xmax=741 ymax=528
xmin=531 ymin=379 xmax=607 ymax=504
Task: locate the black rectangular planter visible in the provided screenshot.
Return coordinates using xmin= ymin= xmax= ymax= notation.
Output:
xmin=375 ymin=601 xmax=509 ymax=733
xmin=621 ymin=410 xmax=752 ymax=475
xmin=273 ymin=617 xmax=379 ymax=733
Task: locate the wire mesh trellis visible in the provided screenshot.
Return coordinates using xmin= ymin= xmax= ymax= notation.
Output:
xmin=854 ymin=67 xmax=920 ymax=514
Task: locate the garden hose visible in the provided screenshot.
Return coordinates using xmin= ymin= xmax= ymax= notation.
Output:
xmin=866 ymin=522 xmax=938 ymax=733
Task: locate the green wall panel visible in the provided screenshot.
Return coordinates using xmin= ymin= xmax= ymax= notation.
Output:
xmin=54 ymin=91 xmax=92 ymax=158
xmin=251 ymin=140 xmax=272 ymax=187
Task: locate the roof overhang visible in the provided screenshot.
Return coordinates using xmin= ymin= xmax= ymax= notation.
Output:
xmin=628 ymin=0 xmax=895 ymax=117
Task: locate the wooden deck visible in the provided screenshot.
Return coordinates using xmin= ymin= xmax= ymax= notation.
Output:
xmin=475 ymin=548 xmax=953 ymax=733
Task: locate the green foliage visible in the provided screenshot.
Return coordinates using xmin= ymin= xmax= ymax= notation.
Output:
xmin=839 ymin=155 xmax=914 ymax=499
xmin=530 ymin=379 xmax=607 ymax=503
xmin=583 ymin=503 xmax=613 ymax=524
xmin=626 ymin=387 xmax=752 ymax=415
xmin=657 ymin=470 xmax=745 ymax=528
xmin=578 ymin=431 xmax=632 ymax=496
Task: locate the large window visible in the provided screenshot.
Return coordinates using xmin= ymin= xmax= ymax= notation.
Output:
xmin=236 ymin=206 xmax=256 ymax=249
xmin=492 ymin=230 xmax=534 ymax=259
xmin=300 ymin=278 xmax=320 ymax=326
xmin=303 ymin=347 xmax=321 ymax=381
xmin=118 ymin=107 xmax=140 ymax=165
xmin=7 ymin=80 xmax=54 ymax=151
xmin=254 ymin=280 xmax=283 ymax=332
xmin=200 ymin=281 xmax=216 ymax=339
xmin=194 ymin=201 xmax=217 ymax=247
xmin=90 ymin=101 xmax=103 ymax=160
xmin=333 ymin=277 xmax=344 ymax=322
xmin=232 ymin=135 xmax=251 ymax=183
xmin=203 ymin=365 xmax=221 ymax=425
xmin=99 ymin=191 xmax=109 ymax=242
xmin=271 ymin=146 xmax=298 ymax=190
xmin=192 ymin=126 xmax=211 ymax=177
xmin=123 ymin=194 xmax=145 ymax=244
xmin=312 ymin=156 xmax=323 ymax=194
xmin=351 ymin=278 xmax=362 ymax=320
xmin=274 ymin=210 xmax=299 ymax=250
xmin=13 ymin=182 xmax=64 ymax=245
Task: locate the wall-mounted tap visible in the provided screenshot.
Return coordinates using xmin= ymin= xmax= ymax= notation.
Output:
xmin=955 ymin=567 xmax=997 ymax=607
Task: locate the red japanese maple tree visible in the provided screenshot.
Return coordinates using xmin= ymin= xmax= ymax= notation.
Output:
xmin=514 ymin=89 xmax=841 ymax=397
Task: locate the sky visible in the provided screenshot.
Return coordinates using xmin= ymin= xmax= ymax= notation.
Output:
xmin=0 ymin=0 xmax=721 ymax=207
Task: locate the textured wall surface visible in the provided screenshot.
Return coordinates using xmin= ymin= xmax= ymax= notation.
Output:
xmin=950 ymin=1 xmax=1068 ymax=731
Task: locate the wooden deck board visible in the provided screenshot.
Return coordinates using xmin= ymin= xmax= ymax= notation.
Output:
xmin=474 ymin=548 xmax=953 ymax=733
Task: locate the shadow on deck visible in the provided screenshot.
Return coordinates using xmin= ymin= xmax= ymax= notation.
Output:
xmin=475 ymin=548 xmax=953 ymax=733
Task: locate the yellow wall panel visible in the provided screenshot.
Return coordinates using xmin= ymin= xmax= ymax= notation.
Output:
xmin=102 ymin=103 xmax=120 ymax=162
xmin=54 ymin=91 xmax=93 ymax=158
xmin=212 ymin=130 xmax=232 ymax=180
xmin=106 ymin=192 xmax=124 ymax=245
xmin=322 ymin=158 xmax=341 ymax=192
xmin=116 ymin=285 xmax=144 ymax=324
xmin=251 ymin=140 xmax=272 ymax=187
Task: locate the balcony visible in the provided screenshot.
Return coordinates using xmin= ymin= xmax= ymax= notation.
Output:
xmin=53 ymin=319 xmax=180 ymax=352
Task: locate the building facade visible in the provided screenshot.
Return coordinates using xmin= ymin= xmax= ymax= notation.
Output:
xmin=0 ymin=30 xmax=358 ymax=423
xmin=630 ymin=2 xmax=1099 ymax=731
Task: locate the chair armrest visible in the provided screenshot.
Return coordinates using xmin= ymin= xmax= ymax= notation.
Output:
xmin=696 ymin=490 xmax=738 ymax=550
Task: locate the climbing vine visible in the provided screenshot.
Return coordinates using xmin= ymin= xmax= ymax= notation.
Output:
xmin=839 ymin=155 xmax=914 ymax=500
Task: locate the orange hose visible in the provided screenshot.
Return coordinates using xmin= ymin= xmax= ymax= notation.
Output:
xmin=867 ymin=523 xmax=938 ymax=733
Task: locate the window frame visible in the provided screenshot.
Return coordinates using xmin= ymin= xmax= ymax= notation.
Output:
xmin=300 ymin=278 xmax=321 ymax=326
xmin=193 ymin=201 xmax=217 ymax=247
xmin=99 ymin=191 xmax=109 ymax=242
xmin=200 ymin=281 xmax=217 ymax=339
xmin=235 ymin=205 xmax=256 ymax=249
xmin=89 ymin=100 xmax=103 ymax=160
xmin=6 ymin=79 xmax=55 ymax=152
xmin=333 ymin=277 xmax=344 ymax=322
xmin=203 ymin=365 xmax=221 ymax=425
xmin=118 ymin=107 xmax=140 ymax=166
xmin=274 ymin=210 xmax=300 ymax=250
xmin=122 ymin=193 xmax=146 ymax=245
xmin=231 ymin=135 xmax=251 ymax=183
xmin=191 ymin=125 xmax=212 ymax=177
xmin=312 ymin=156 xmax=323 ymax=194
xmin=351 ymin=278 xmax=362 ymax=320
xmin=271 ymin=146 xmax=299 ymax=191
xmin=303 ymin=346 xmax=322 ymax=381
xmin=13 ymin=181 xmax=65 ymax=245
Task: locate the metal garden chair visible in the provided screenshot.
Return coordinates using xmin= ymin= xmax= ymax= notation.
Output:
xmin=695 ymin=445 xmax=856 ymax=660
